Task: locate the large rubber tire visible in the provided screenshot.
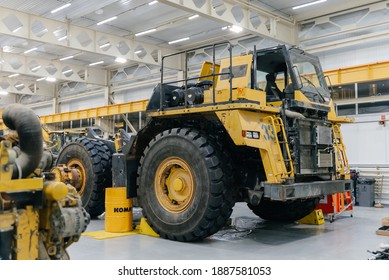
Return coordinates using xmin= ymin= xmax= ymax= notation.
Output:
xmin=56 ymin=137 xmax=112 ymax=218
xmin=137 ymin=128 xmax=236 ymax=241
xmin=248 ymin=197 xmax=320 ymax=222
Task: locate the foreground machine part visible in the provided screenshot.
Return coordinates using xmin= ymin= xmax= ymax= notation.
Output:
xmin=0 ymin=104 xmax=89 ymax=260
xmin=115 ymin=42 xmax=352 ymax=241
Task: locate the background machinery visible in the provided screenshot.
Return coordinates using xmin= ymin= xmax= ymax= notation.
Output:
xmin=0 ymin=104 xmax=89 ymax=260
xmin=56 ymin=42 xmax=352 ymax=241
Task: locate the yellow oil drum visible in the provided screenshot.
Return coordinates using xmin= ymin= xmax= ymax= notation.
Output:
xmin=105 ymin=187 xmax=133 ymax=233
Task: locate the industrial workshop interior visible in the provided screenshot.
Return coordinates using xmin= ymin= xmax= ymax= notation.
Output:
xmin=1 ymin=0 xmax=389 ymax=268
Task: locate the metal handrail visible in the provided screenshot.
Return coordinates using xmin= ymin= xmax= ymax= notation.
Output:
xmin=160 ymin=41 xmax=233 ymax=111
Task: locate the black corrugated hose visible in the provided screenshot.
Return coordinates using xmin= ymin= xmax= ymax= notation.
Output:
xmin=2 ymin=104 xmax=43 ymax=179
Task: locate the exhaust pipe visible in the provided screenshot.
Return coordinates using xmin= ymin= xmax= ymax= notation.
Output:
xmin=2 ymin=104 xmax=43 ymax=179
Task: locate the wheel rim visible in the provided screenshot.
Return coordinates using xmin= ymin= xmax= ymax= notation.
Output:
xmin=155 ymin=157 xmax=195 ymax=213
xmin=67 ymin=159 xmax=86 ymax=195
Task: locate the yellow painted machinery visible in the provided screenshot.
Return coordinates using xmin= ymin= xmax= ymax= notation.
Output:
xmin=55 ymin=42 xmax=352 ymax=242
xmin=0 ymin=104 xmax=89 ymax=260
xmin=103 ymin=42 xmax=352 ymax=241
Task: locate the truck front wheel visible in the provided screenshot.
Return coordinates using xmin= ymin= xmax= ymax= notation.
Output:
xmin=137 ymin=128 xmax=236 ymax=241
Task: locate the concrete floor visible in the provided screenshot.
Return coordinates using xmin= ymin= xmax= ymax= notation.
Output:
xmin=68 ymin=203 xmax=389 ymax=260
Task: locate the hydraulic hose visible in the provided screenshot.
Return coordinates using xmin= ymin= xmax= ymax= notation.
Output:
xmin=2 ymin=104 xmax=43 ymax=179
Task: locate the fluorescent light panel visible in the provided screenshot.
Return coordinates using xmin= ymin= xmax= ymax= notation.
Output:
xmin=229 ymin=25 xmax=243 ymax=33
xmin=12 ymin=26 xmax=23 ymax=33
xmin=46 ymin=77 xmax=57 ymax=82
xmin=97 ymin=16 xmax=118 ymax=25
xmin=24 ymin=47 xmax=37 ymax=54
xmin=293 ymin=0 xmax=327 ymax=10
xmin=149 ymin=1 xmax=158 ymax=5
xmin=15 ymin=83 xmax=24 ymax=88
xmin=99 ymin=43 xmax=111 ymax=48
xmin=168 ymin=37 xmax=190 ymax=44
xmin=36 ymin=77 xmax=46 ymax=81
xmin=135 ymin=28 xmax=156 ymax=36
xmin=51 ymin=3 xmax=71 ymax=14
xmin=62 ymin=69 xmax=73 ymax=74
xmin=89 ymin=61 xmax=104 ymax=66
xmin=134 ymin=50 xmax=142 ymax=54
xmin=58 ymin=35 xmax=67 ymax=41
xmin=31 ymin=65 xmax=41 ymax=71
xmin=115 ymin=57 xmax=127 ymax=63
xmin=59 ymin=55 xmax=74 ymax=61
xmin=0 ymin=91 xmax=8 ymax=95
xmin=8 ymin=73 xmax=19 ymax=78
xmin=188 ymin=14 xmax=199 ymax=20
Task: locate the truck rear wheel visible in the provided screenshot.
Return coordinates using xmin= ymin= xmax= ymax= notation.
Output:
xmin=248 ymin=197 xmax=320 ymax=221
xmin=137 ymin=128 xmax=236 ymax=241
xmin=56 ymin=137 xmax=112 ymax=218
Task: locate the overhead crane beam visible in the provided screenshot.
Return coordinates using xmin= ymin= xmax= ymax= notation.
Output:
xmin=325 ymin=60 xmax=389 ymax=86
xmin=39 ymin=99 xmax=148 ymax=124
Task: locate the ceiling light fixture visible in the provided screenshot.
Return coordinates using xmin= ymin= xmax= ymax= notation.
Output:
xmin=8 ymin=73 xmax=19 ymax=78
xmin=89 ymin=61 xmax=104 ymax=66
xmin=115 ymin=57 xmax=127 ymax=63
xmin=12 ymin=26 xmax=23 ymax=33
xmin=229 ymin=25 xmax=243 ymax=33
xmin=58 ymin=35 xmax=67 ymax=41
xmin=292 ymin=0 xmax=327 ymax=10
xmin=97 ymin=16 xmax=118 ymax=25
xmin=31 ymin=65 xmax=41 ymax=71
xmin=36 ymin=77 xmax=46 ymax=81
xmin=148 ymin=1 xmax=158 ymax=6
xmin=134 ymin=50 xmax=142 ymax=54
xmin=15 ymin=83 xmax=24 ymax=88
xmin=0 ymin=91 xmax=8 ymax=96
xmin=59 ymin=55 xmax=74 ymax=61
xmin=135 ymin=28 xmax=156 ymax=36
xmin=46 ymin=77 xmax=57 ymax=82
xmin=188 ymin=14 xmax=199 ymax=20
xmin=221 ymin=26 xmax=229 ymax=30
xmin=99 ymin=43 xmax=111 ymax=48
xmin=168 ymin=37 xmax=190 ymax=44
xmin=24 ymin=47 xmax=38 ymax=54
xmin=62 ymin=69 xmax=73 ymax=74
xmin=51 ymin=3 xmax=71 ymax=14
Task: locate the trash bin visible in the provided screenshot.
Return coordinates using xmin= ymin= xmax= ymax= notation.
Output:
xmin=357 ymin=177 xmax=375 ymax=207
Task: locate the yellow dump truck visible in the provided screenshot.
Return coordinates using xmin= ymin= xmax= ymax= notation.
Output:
xmin=58 ymin=42 xmax=352 ymax=241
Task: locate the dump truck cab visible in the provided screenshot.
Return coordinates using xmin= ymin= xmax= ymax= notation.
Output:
xmin=118 ymin=42 xmax=351 ymax=241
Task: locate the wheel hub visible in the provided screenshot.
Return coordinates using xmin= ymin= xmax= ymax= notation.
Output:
xmin=172 ymin=177 xmax=184 ymax=192
xmin=66 ymin=159 xmax=86 ymax=195
xmin=155 ymin=157 xmax=194 ymax=213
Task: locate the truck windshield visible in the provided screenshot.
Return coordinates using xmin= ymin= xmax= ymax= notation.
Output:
xmin=289 ymin=50 xmax=330 ymax=103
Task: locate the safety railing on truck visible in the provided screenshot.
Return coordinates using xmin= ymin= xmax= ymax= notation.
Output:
xmin=159 ymin=41 xmax=233 ymax=111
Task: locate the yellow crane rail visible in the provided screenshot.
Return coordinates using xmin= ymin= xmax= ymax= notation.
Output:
xmin=325 ymin=60 xmax=389 ymax=86
xmin=0 ymin=99 xmax=148 ymax=130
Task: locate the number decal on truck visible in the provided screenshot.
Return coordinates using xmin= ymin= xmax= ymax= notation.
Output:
xmin=262 ymin=124 xmax=276 ymax=141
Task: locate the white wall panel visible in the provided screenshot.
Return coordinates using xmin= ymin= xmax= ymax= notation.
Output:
xmin=60 ymin=93 xmax=105 ymax=112
xmin=342 ymin=114 xmax=389 ymax=165
xmin=32 ymin=105 xmax=53 ymax=116
xmin=341 ymin=114 xmax=389 ymax=205
xmin=317 ymin=39 xmax=389 ymax=70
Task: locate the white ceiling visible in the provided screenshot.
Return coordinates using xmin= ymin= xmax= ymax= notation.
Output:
xmin=0 ymin=0 xmax=385 ymax=85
